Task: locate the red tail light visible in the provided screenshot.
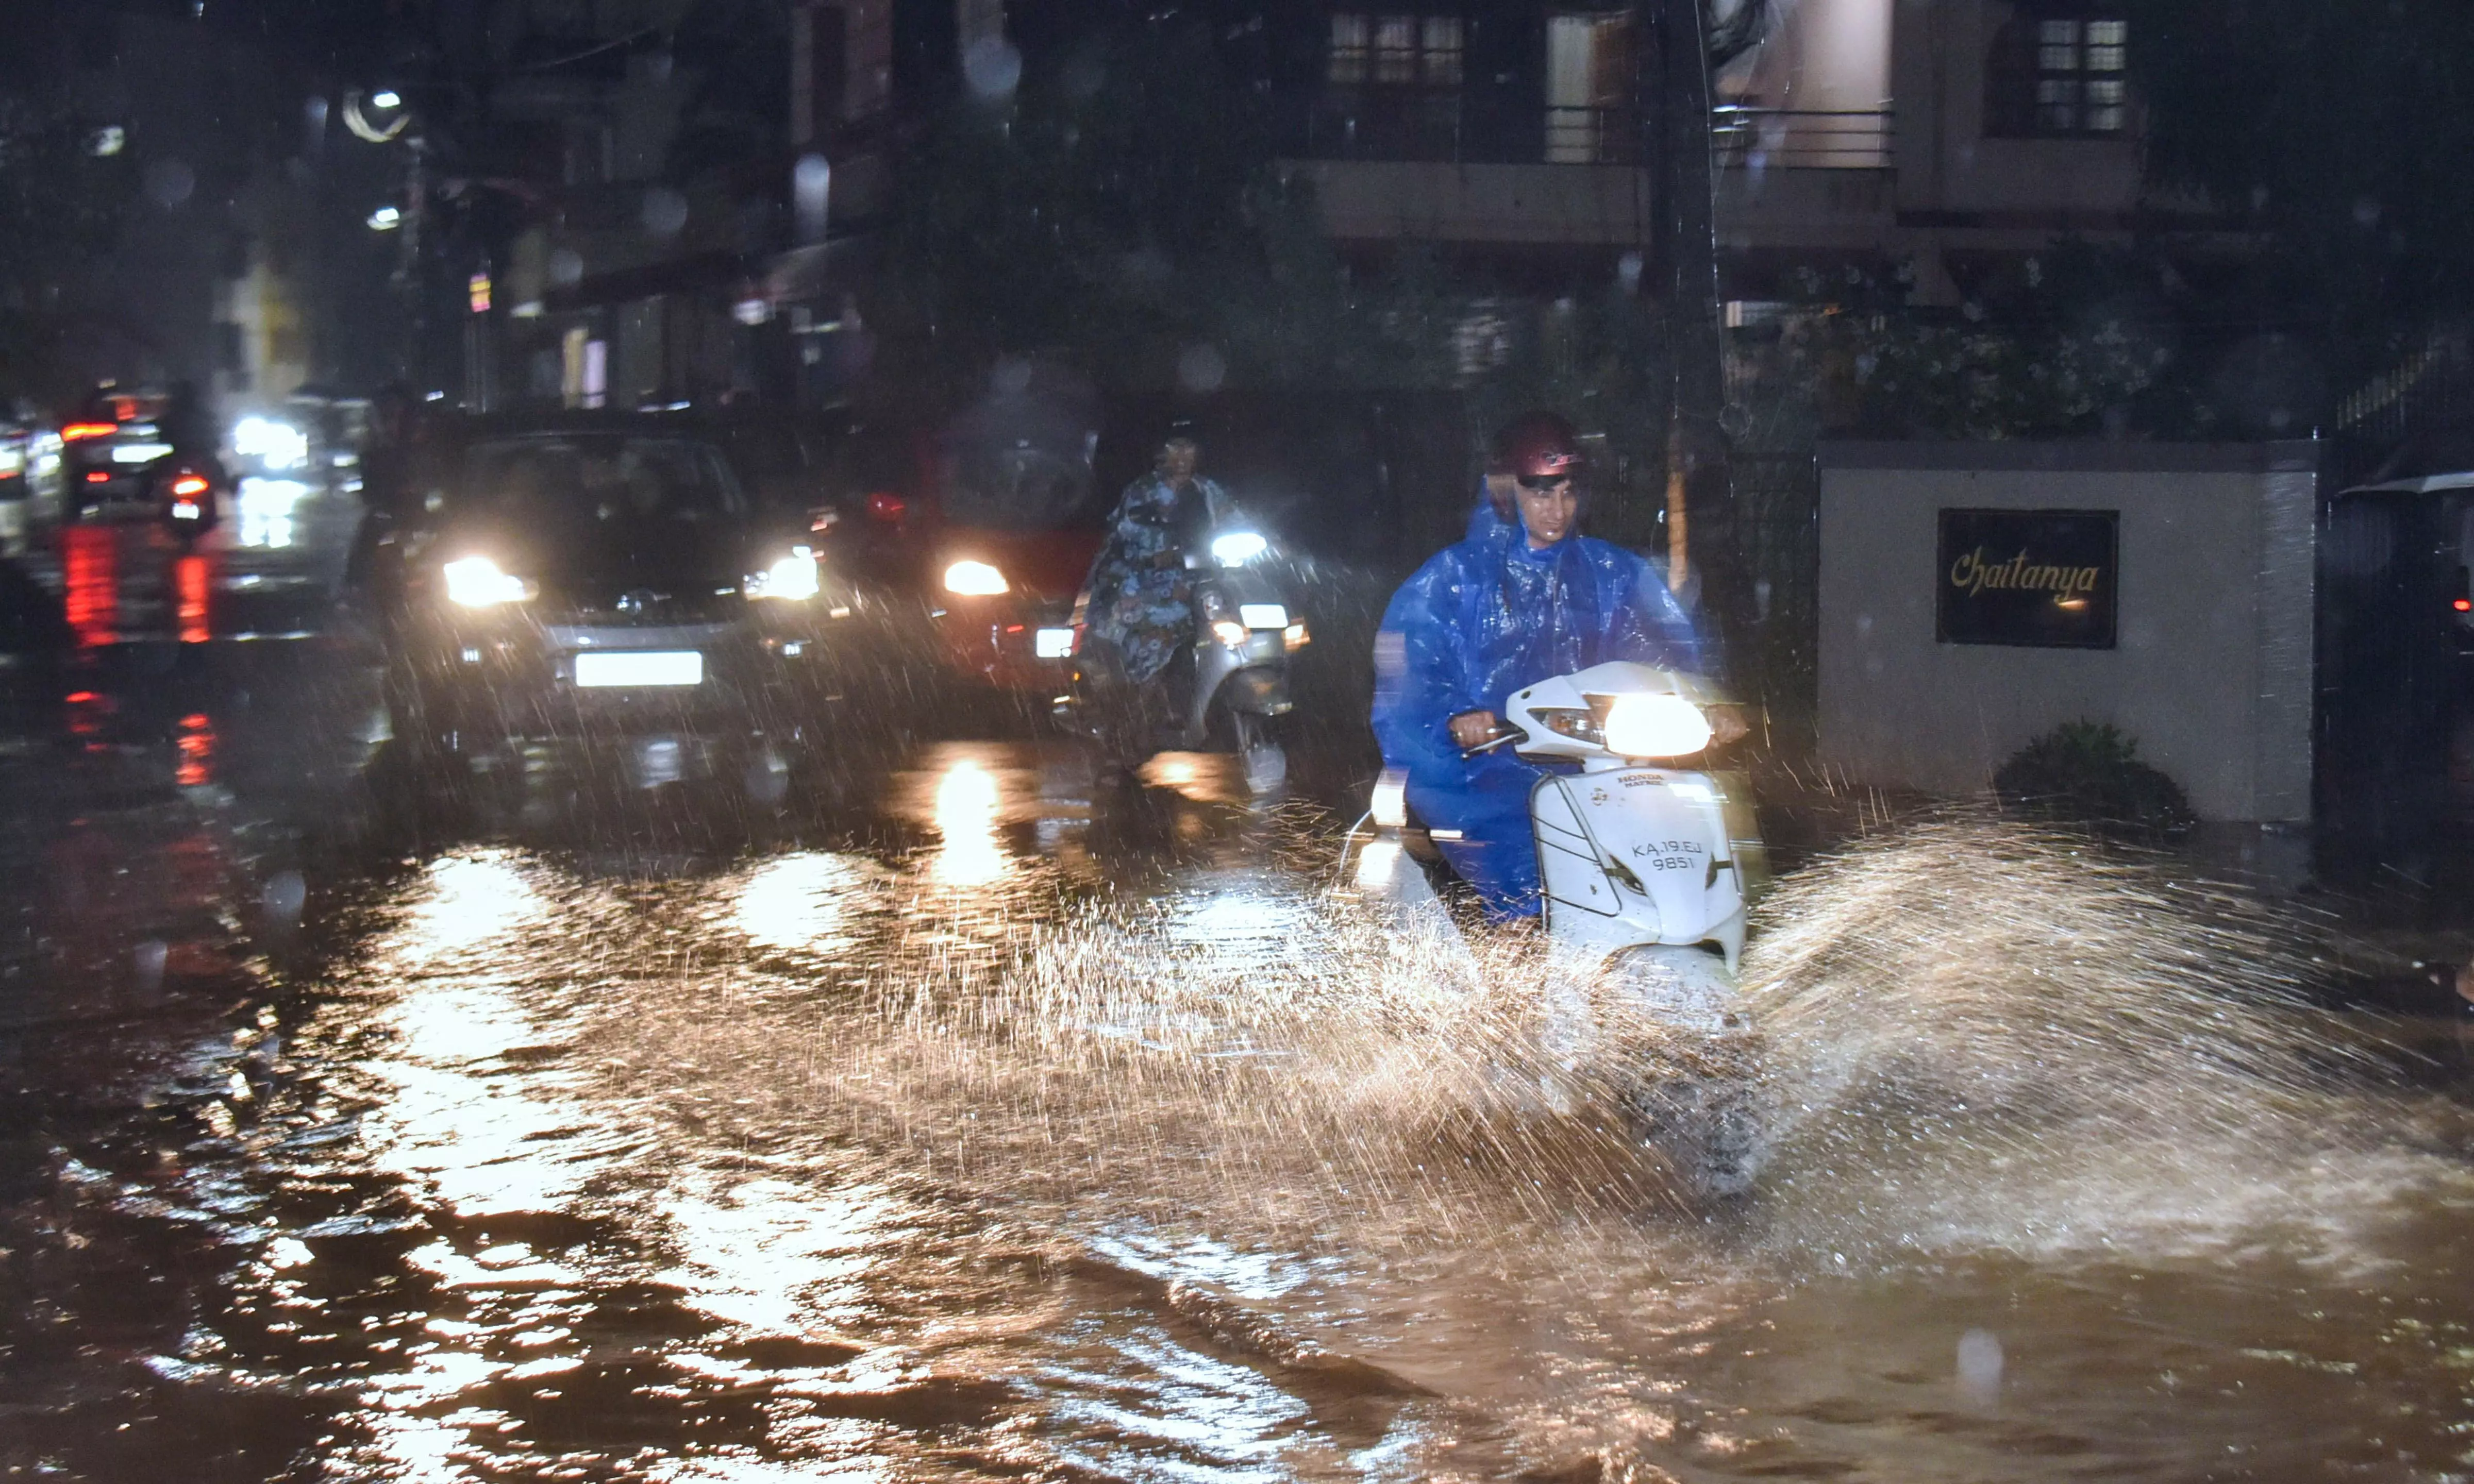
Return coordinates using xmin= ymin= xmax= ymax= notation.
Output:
xmin=84 ymin=470 xmax=110 ymax=483
xmin=62 ymin=422 xmax=116 ymax=441
xmin=2453 ymin=598 xmax=2469 ymax=613
xmin=171 ymin=473 xmax=210 ymax=497
xmin=866 ymin=491 xmax=907 ymax=524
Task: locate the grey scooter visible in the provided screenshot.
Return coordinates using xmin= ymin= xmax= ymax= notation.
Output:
xmin=1050 ymin=526 xmax=1307 ymax=792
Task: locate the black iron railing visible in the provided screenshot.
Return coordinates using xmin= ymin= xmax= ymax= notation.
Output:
xmin=1296 ymin=97 xmax=1892 ymax=170
xmin=1710 ymin=107 xmax=1892 ymax=169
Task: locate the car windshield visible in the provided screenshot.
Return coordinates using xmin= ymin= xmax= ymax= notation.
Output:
xmin=458 ymin=436 xmax=746 ymax=525
xmin=938 ymin=439 xmax=1099 ymax=531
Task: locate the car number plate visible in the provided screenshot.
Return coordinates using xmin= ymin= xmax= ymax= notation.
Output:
xmin=574 ymin=650 xmax=703 ymax=688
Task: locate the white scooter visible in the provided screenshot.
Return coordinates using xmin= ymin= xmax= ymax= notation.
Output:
xmin=1348 ymin=660 xmax=1764 ymax=999
xmin=1344 ymin=661 xmax=1769 ymax=1187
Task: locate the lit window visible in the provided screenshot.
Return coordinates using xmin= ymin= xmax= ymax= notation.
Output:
xmin=1419 ymin=15 xmax=1463 ymax=88
xmin=1328 ymin=11 xmax=1460 ymax=91
xmin=2037 ymin=18 xmax=2080 ymax=73
xmin=1374 ymin=14 xmax=1416 ymax=85
xmin=1990 ymin=13 xmax=2128 ymax=137
xmin=1328 ymin=13 xmax=1368 ymax=86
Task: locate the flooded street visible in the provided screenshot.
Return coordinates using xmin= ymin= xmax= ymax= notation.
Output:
xmin=23 ymin=0 xmax=2474 ymax=1473
xmin=8 ymin=605 xmax=2474 ymax=1479
xmin=2 ymin=491 xmax=2472 ymax=1482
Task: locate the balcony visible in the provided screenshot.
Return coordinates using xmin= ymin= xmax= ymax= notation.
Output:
xmin=1712 ymin=108 xmax=1892 ymax=170
xmin=1285 ymin=97 xmax=1895 ymax=249
xmin=1297 ymin=96 xmax=1892 ymax=170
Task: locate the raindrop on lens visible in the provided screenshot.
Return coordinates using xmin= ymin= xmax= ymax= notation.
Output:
xmin=1957 ymin=1328 xmax=2003 ymax=1403
xmin=962 ymin=36 xmax=1022 ymax=98
xmin=793 ymin=154 xmax=831 ymax=243
xmin=641 ymin=186 xmax=689 ymax=239
xmin=132 ymin=939 xmax=169 ymax=994
xmin=1176 ymin=344 xmax=1226 ymax=394
xmin=261 ymin=870 xmax=307 ymax=929
xmin=145 ymin=158 xmax=196 ymax=209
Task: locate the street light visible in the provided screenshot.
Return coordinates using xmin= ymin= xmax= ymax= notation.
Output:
xmin=342 ymin=89 xmax=409 ymax=144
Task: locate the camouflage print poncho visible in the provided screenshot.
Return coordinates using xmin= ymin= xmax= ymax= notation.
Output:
xmin=1081 ymin=473 xmax=1232 ymax=684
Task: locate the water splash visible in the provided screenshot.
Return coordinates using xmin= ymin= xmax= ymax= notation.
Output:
xmin=1738 ymin=812 xmax=2464 ymax=1270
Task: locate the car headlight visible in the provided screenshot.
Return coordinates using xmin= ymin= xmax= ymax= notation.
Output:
xmin=441 ymin=554 xmax=537 ymax=608
xmin=1601 ymin=693 xmax=1714 ymax=758
xmin=1211 ymin=531 xmax=1268 ymax=566
xmin=1210 ymin=619 xmax=1248 ymax=648
xmin=232 ymin=416 xmax=308 ymax=470
xmin=747 ymin=547 xmax=821 ymax=601
xmin=944 ymin=559 xmax=1009 ymax=596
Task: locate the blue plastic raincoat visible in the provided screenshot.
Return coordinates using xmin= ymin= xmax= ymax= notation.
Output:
xmin=1465 ymin=480 xmax=1514 ymax=547
xmin=1082 ymin=473 xmax=1234 ymax=683
xmin=1371 ymin=531 xmax=1710 ymax=919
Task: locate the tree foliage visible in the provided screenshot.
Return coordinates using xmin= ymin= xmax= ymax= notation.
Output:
xmin=865 ymin=18 xmax=1278 ymax=403
xmin=2121 ymin=0 xmax=2474 ymax=385
xmin=862 ymin=13 xmax=1659 ymax=429
xmin=1730 ymin=245 xmax=2185 ymax=441
xmin=0 ymin=89 xmax=135 ymax=401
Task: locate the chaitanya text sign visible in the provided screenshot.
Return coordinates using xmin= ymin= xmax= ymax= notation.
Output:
xmin=1935 ymin=507 xmax=2118 ymax=648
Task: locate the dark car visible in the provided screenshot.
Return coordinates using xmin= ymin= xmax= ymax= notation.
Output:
xmin=60 ymin=387 xmax=182 ymax=521
xmin=361 ymin=414 xmax=858 ymax=803
xmin=810 ymin=373 xmax=1109 ymax=697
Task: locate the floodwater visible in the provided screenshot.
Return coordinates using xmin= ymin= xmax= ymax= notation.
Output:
xmin=7 ymin=504 xmax=2474 ymax=1481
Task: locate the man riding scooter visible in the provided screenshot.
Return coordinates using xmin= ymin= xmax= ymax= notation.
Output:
xmin=1077 ymin=433 xmax=1249 ymax=758
xmin=1370 ymin=414 xmax=1747 ymax=919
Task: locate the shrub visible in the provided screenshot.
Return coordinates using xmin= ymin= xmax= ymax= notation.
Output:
xmin=1994 ymin=720 xmax=2196 ymax=838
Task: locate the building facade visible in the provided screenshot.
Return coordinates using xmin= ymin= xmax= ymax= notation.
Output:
xmin=1274 ymin=0 xmax=2154 ymax=302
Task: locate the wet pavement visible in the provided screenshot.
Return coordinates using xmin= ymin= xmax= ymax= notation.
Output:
xmin=7 ymin=484 xmax=2474 ymax=1482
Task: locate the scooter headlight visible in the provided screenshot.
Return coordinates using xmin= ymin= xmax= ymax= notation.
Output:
xmin=944 ymin=559 xmax=1009 ymax=596
xmin=441 ymin=554 xmax=537 ymax=609
xmin=747 ymin=547 xmax=822 ymax=600
xmin=1601 ymin=693 xmax=1714 ymax=759
xmin=1211 ymin=531 xmax=1268 ymax=566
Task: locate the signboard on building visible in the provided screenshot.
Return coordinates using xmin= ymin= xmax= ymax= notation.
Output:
xmin=1935 ymin=507 xmax=2118 ymax=648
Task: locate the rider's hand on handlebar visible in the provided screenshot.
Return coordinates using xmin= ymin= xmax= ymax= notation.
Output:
xmin=1708 ymin=706 xmax=1751 ymax=748
xmin=1449 ymin=711 xmax=1504 ymax=751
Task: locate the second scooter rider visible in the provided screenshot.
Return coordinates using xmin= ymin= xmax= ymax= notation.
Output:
xmin=1370 ymin=415 xmax=1745 ymax=919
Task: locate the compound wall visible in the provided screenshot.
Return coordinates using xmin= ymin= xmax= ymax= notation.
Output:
xmin=1817 ymin=441 xmax=2317 ymax=823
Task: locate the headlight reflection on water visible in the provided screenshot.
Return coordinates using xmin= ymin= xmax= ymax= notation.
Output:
xmin=733 ymin=851 xmax=863 ymax=952
xmin=396 ymin=851 xmax=545 ymax=965
xmin=338 ymin=849 xmax=918 ymax=1479
xmin=931 ymin=757 xmax=1009 ymax=887
xmin=234 ymin=475 xmax=308 ymax=548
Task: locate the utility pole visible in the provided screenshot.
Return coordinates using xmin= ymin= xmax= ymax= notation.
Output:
xmin=398 ymin=130 xmax=428 ymax=387
xmin=1641 ymin=0 xmax=1740 ymax=630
